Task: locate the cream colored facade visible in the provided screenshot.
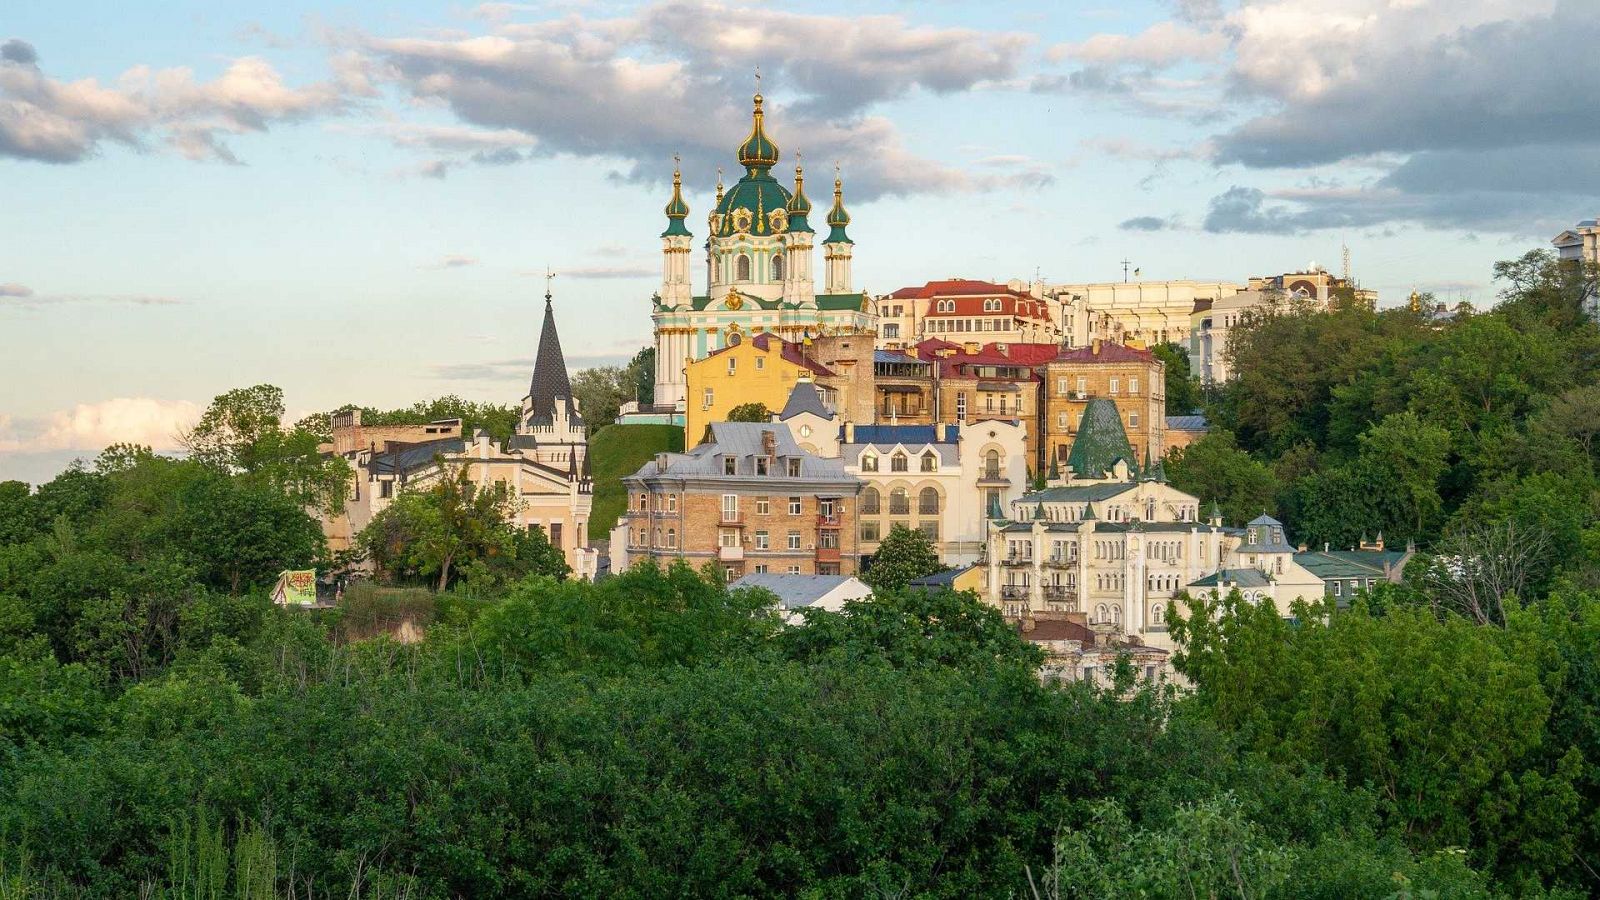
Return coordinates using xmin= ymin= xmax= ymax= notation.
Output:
xmin=1039 ymin=279 xmax=1241 ymax=349
xmin=838 ymin=421 xmax=1028 ymax=566
xmin=1188 ymin=289 xmax=1285 ymax=386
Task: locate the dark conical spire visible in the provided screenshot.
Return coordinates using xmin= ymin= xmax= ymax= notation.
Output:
xmin=526 ymin=279 xmax=579 ymax=426
xmin=1066 ymin=398 xmax=1137 ymax=480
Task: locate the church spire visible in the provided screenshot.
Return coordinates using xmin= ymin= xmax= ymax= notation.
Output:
xmin=525 ymin=272 xmax=579 ymax=427
xmin=825 ymin=165 xmax=852 ymax=244
xmin=661 ymin=155 xmax=690 ymax=237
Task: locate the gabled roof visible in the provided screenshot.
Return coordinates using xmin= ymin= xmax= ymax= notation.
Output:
xmin=779 ymin=380 xmax=834 ymax=419
xmin=1021 ymin=483 xmax=1137 ymax=503
xmin=704 ymin=332 xmax=833 ymax=376
xmin=889 ymin=279 xmax=1030 ymax=299
xmin=627 ymin=422 xmax=851 ymax=481
xmin=1052 ymin=342 xmax=1155 ymax=364
xmin=1239 ymin=514 xmax=1296 ymax=553
xmin=368 ymin=438 xmax=466 ymax=476
xmin=1166 ymin=414 xmax=1209 ymax=431
xmin=526 ymin=296 xmax=580 ymax=426
xmin=1294 ymin=549 xmax=1409 ymax=580
xmin=907 ymin=564 xmax=977 ymax=590
xmin=1188 ymin=568 xmax=1272 ymax=588
xmin=731 ymin=573 xmax=869 ymax=609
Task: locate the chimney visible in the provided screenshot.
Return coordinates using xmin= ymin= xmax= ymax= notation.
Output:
xmin=761 ymin=429 xmax=777 ymax=459
xmin=844 ymin=422 xmax=855 ymax=443
xmin=1021 ymin=613 xmax=1036 ymax=633
xmin=1092 ymin=337 xmax=1102 ymax=355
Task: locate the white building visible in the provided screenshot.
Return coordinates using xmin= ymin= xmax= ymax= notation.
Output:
xmin=1037 ymin=279 xmax=1241 ymax=349
xmin=1188 ymin=289 xmax=1286 ymax=386
xmin=837 ymin=420 xmax=1028 ymax=566
xmin=1553 ymin=217 xmax=1600 ymax=319
xmin=731 ymin=572 xmax=873 ymax=624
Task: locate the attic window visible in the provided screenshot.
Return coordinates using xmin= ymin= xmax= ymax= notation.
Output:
xmin=787 ymin=458 xmax=801 ymax=477
xmin=724 ymin=457 xmax=737 ymax=475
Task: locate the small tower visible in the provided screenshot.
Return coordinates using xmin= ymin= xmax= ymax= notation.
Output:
xmin=823 ymin=166 xmax=853 ymax=294
xmin=660 ymin=157 xmax=693 ymax=310
xmin=782 ymin=160 xmax=816 ymax=306
xmin=520 ymin=278 xmax=588 ymax=475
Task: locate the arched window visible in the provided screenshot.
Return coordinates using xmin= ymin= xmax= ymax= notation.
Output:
xmin=861 ymin=486 xmax=881 ymax=514
xmin=1112 ymin=604 xmax=1123 ymax=627
xmin=666 ymin=528 xmax=677 ymax=549
xmin=1096 ymin=603 xmax=1109 ymax=623
xmin=984 ymin=449 xmax=1001 ymax=479
xmin=920 ymin=451 xmax=937 ymax=472
xmin=889 ymin=488 xmax=910 ymax=515
xmin=736 ymin=254 xmax=751 ymax=281
xmin=1152 ymin=603 xmax=1164 ymax=624
xmin=772 ymin=254 xmax=784 ymax=281
xmin=918 ymin=487 xmax=939 ymax=515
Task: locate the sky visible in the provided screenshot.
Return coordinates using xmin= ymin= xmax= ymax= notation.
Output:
xmin=3 ymin=0 xmax=1597 ymax=485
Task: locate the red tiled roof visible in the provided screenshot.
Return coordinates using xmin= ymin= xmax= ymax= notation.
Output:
xmin=1019 ymin=618 xmax=1096 ymax=643
xmin=1052 ymin=342 xmax=1155 ymax=364
xmin=704 ymin=332 xmax=833 ymax=376
xmin=889 ymin=279 xmax=1030 ymax=299
xmin=910 ymin=340 xmax=1057 ymax=379
xmin=922 ymin=295 xmax=1053 ymax=321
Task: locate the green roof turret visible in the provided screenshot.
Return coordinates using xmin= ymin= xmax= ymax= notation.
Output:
xmin=661 ymin=159 xmax=691 ymax=237
xmin=825 ymin=167 xmax=853 ymax=244
xmin=786 ymin=161 xmax=813 ymax=232
xmin=737 ymin=93 xmax=779 ymax=172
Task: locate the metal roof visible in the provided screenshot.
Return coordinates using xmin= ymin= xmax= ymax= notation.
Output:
xmin=731 ymin=573 xmax=868 ymax=609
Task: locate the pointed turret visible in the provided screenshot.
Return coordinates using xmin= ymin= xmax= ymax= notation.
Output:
xmin=1065 ymin=399 xmax=1138 ymax=482
xmin=786 ymin=162 xmax=813 ymax=232
xmin=524 ymin=285 xmax=580 ymax=428
xmin=823 ymin=166 xmax=854 ymax=294
xmin=825 ymin=170 xmax=852 ymax=244
xmin=661 ymin=161 xmax=690 ymax=237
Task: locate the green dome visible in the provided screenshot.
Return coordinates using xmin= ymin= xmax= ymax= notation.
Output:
xmin=785 ymin=165 xmax=813 ymax=233
xmin=661 ymin=165 xmax=690 ymax=237
xmin=711 ymin=170 xmax=793 ymax=237
xmin=824 ymin=174 xmax=852 ymax=244
xmin=737 ymin=93 xmax=779 ymax=170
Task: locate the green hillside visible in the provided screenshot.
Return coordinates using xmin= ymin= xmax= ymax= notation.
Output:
xmin=588 ymin=424 xmax=684 ymax=540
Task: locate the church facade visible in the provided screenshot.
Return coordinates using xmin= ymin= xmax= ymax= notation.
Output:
xmin=650 ymin=93 xmax=875 ymax=411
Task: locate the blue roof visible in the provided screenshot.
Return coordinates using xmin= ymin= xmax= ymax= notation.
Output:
xmin=1166 ymin=414 xmax=1209 ymax=431
xmin=779 ymin=380 xmax=834 ymax=420
xmin=847 ymin=424 xmax=957 ymax=445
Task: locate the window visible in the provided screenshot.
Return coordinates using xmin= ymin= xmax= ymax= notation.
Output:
xmin=918 ymin=487 xmax=940 ymax=515
xmin=1109 ymin=378 xmax=1119 ymax=394
xmin=638 ymin=493 xmax=649 ymax=511
xmin=549 ymin=522 xmax=562 ymax=548
xmin=1057 ymin=377 xmax=1068 ymax=395
xmin=755 ymin=357 xmax=764 ymax=370
xmin=891 ymin=453 xmax=908 ymax=472
xmin=820 ymin=499 xmax=835 ymax=519
xmin=727 ymin=357 xmax=736 ymax=375
xmin=788 ymin=565 xmax=802 ymax=574
xmin=861 ymin=453 xmax=878 ymax=472
xmin=861 ymin=521 xmax=881 ymax=541
xmin=719 ymin=529 xmax=739 ymax=548
xmin=754 ymin=564 xmax=768 ymax=574
xmin=666 ymin=528 xmax=677 ymax=548
xmin=789 ymin=497 xmax=802 ymax=515
xmin=787 ymin=459 xmax=801 ymax=477
xmin=918 ymin=521 xmax=939 ymax=541
xmin=755 ymin=530 xmax=770 ymax=550
xmin=1129 ymin=411 xmax=1140 ymax=428
xmin=736 ymin=254 xmax=751 ymax=280
xmin=889 ymin=488 xmax=910 ymax=515
xmin=787 ymin=531 xmax=801 ymax=550
xmin=723 ymin=457 xmax=737 ymax=475
xmin=772 ymin=254 xmax=784 ymax=280
xmin=883 ymin=323 xmax=899 ymax=338
xmin=1057 ymin=412 xmax=1068 ymax=429
xmin=1332 ymin=581 xmax=1342 ymax=597
xmin=1075 ymin=376 xmax=1086 ymax=395
xmin=703 ymin=387 xmax=714 ymax=409
xmin=1129 ymin=377 xmax=1139 ymax=394
xmin=956 ymin=392 xmax=967 ymax=421
xmin=756 ymin=457 xmax=769 ymax=476
xmin=721 ymin=494 xmax=739 ymax=521
xmin=984 ymin=449 xmax=1001 ymax=479
xmin=725 ymin=566 xmax=738 ymax=580
xmin=1151 ymin=603 xmax=1165 ymax=625
xmin=379 ymin=480 xmax=392 ymax=499
xmin=861 ymin=487 xmax=881 ymax=514
xmin=667 ymin=494 xmax=677 ymax=513
xmin=756 ymin=496 xmax=770 ymax=515
xmin=921 ymin=451 xmax=937 ymax=472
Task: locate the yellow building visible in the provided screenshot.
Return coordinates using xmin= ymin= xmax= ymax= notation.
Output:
xmin=685 ymin=332 xmax=833 ymax=444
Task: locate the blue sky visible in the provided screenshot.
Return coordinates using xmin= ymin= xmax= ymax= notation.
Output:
xmin=3 ymin=0 xmax=1596 ymax=484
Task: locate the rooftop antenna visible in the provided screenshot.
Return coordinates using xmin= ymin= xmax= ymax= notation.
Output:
xmin=1341 ymin=241 xmax=1351 ymax=283
xmin=1120 ymin=258 xmax=1133 ymax=283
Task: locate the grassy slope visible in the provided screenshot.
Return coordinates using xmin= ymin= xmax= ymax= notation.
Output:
xmin=588 ymin=424 xmax=685 ymax=540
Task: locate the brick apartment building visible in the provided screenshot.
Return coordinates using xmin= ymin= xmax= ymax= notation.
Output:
xmin=610 ymin=422 xmax=863 ymax=578
xmin=1042 ymin=339 xmax=1165 ymax=472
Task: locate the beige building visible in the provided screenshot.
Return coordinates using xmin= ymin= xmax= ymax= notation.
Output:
xmin=1040 ymin=279 xmax=1241 ymax=349
xmin=610 ymin=422 xmax=863 ymax=579
xmin=1019 ymin=613 xmax=1171 ymax=686
xmin=1042 ymin=341 xmax=1165 ymax=472
xmin=1188 ymin=289 xmax=1282 ymax=386
xmin=1553 ymin=217 xmax=1600 ymax=319
xmin=837 ymin=420 xmax=1028 ymax=566
xmin=320 ymin=294 xmax=597 ymax=578
xmin=880 ymin=279 xmax=1061 ymax=348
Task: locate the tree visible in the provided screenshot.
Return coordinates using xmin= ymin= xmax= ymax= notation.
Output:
xmin=862 ymin=524 xmax=943 ymax=593
xmin=183 ymin=384 xmax=351 ymax=513
xmin=333 ymin=396 xmax=521 ymax=443
xmin=1164 ymin=429 xmax=1278 ymax=525
xmin=626 ymin=345 xmax=656 ymax=406
xmin=0 ymin=480 xmax=39 ymax=545
xmin=570 ymin=366 xmax=632 ymax=432
xmin=359 ymin=464 xmax=526 ymax=590
xmin=1420 ymin=521 xmax=1551 ymax=627
xmin=726 ymin=402 xmax=770 ymax=422
xmin=1357 ymin=411 xmax=1451 ymax=538
xmin=1151 ymin=342 xmax=1202 ymax=415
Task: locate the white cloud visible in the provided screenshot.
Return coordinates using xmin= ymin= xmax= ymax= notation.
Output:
xmin=0 ymin=42 xmax=352 ymax=164
xmin=0 ymin=283 xmax=32 ymax=297
xmin=420 ymin=254 xmax=478 ymax=269
xmin=1050 ymin=21 xmax=1225 ymax=67
xmin=0 ymin=398 xmax=201 ymax=454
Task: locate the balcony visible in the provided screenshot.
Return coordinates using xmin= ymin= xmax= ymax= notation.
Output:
xmin=718 ymin=545 xmax=744 ymax=561
xmin=1044 ymin=555 xmax=1078 ymax=568
xmin=815 ymin=546 xmax=841 ymax=564
xmin=1000 ymin=584 xmax=1029 ymax=601
xmin=977 ymin=467 xmax=1009 ymax=486
xmin=1000 ymin=554 xmax=1033 ymax=567
xmin=1042 ymin=584 xmax=1077 ymax=601
xmin=719 ymin=513 xmax=746 ymax=527
xmin=816 ymin=514 xmax=842 ymax=529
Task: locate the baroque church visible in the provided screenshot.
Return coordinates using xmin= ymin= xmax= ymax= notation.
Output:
xmin=649 ymin=92 xmax=876 ymax=411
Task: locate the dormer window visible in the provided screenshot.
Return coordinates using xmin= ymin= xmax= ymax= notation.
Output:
xmin=756 ymin=457 xmax=769 ymax=476
xmin=862 ymin=452 xmax=878 ymax=472
xmin=921 ymin=451 xmax=937 ymax=472
xmin=891 ymin=453 xmax=909 ymax=472
xmin=787 ymin=458 xmax=801 ymax=477
xmin=724 ymin=457 xmax=737 ymax=475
